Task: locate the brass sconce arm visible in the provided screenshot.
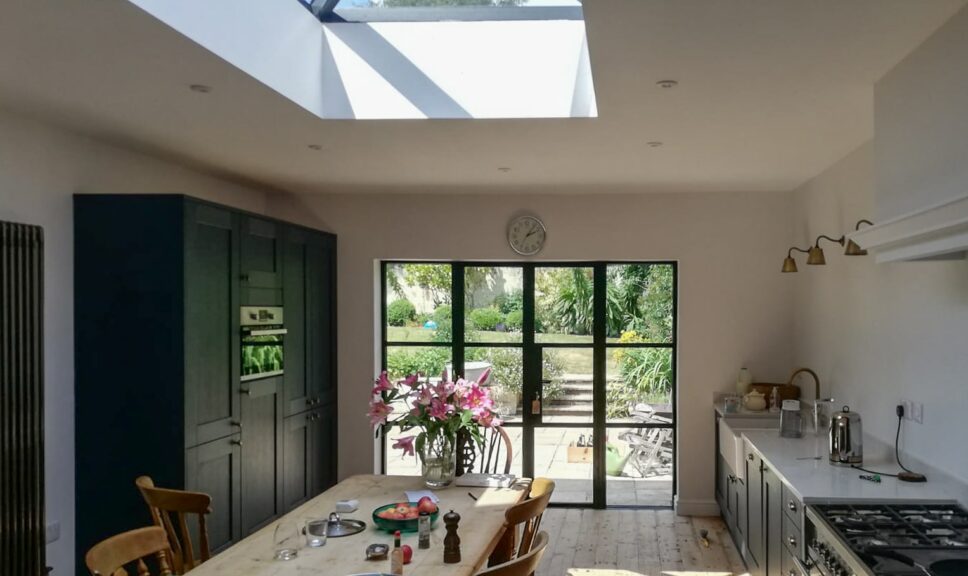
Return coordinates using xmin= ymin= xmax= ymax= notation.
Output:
xmin=813 ymin=234 xmax=845 ymax=248
xmin=845 ymin=219 xmax=874 ymax=256
xmin=782 ymin=246 xmax=810 ymax=273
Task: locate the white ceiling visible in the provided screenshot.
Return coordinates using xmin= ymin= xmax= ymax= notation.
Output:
xmin=0 ymin=0 xmax=964 ymax=194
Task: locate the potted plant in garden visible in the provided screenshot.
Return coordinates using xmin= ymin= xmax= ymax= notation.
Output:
xmin=367 ymin=368 xmax=502 ymax=488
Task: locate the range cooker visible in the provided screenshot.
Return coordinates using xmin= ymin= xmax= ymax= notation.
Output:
xmin=805 ymin=503 xmax=968 ymax=576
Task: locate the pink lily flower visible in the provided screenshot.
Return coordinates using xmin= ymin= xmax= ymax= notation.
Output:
xmin=392 ymin=435 xmax=416 ymax=457
xmin=416 ymin=385 xmax=434 ymax=406
xmin=367 ymin=396 xmax=393 ymax=428
xmin=476 ymin=367 xmax=491 ymax=386
xmin=373 ymin=371 xmax=394 ymax=393
xmin=401 ymin=374 xmax=420 ymax=388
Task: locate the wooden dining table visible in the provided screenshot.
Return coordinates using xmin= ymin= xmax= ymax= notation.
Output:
xmin=188 ymin=474 xmax=531 ymax=576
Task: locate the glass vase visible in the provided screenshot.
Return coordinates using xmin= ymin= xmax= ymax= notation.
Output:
xmin=419 ymin=431 xmax=457 ymax=489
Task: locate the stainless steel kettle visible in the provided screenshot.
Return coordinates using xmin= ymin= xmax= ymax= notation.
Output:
xmin=829 ymin=405 xmax=863 ymax=465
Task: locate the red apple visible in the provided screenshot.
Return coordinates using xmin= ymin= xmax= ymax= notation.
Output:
xmin=402 ymin=544 xmax=413 ymax=564
xmin=417 ymin=496 xmax=437 ymax=515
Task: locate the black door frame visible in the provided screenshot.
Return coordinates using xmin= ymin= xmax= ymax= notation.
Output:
xmin=379 ymin=260 xmax=678 ymax=509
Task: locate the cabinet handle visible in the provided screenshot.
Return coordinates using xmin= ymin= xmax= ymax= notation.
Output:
xmin=788 ymin=536 xmax=797 ymax=547
xmin=230 ymin=420 xmax=242 ymax=429
xmin=306 ymin=398 xmax=313 ymax=406
xmin=788 ymin=500 xmax=797 ymax=512
xmin=240 ymin=273 xmax=250 ymax=281
xmin=239 ymin=388 xmax=250 ymax=396
xmin=231 ymin=439 xmax=243 ymax=447
xmin=748 ymin=454 xmax=754 ymax=461
xmin=727 ymin=475 xmax=736 ymax=483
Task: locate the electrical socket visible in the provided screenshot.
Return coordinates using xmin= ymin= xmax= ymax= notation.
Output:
xmin=910 ymin=402 xmax=924 ymax=424
xmin=46 ymin=521 xmax=60 ymax=544
xmin=899 ymin=400 xmax=912 ymax=420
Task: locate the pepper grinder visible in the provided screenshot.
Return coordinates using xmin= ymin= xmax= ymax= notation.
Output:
xmin=443 ymin=509 xmax=461 ymax=564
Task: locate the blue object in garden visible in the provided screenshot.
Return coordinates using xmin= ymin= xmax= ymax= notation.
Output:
xmin=424 ymin=320 xmax=438 ymax=329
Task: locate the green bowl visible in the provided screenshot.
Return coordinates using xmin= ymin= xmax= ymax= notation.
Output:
xmin=371 ymin=502 xmax=440 ymax=533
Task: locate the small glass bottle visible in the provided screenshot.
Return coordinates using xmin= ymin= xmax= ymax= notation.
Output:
xmin=769 ymin=386 xmax=780 ymax=412
xmin=418 ymin=511 xmax=431 ymax=549
xmin=390 ymin=530 xmax=404 ymax=575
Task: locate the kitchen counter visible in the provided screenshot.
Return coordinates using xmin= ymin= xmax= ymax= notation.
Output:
xmin=741 ymin=429 xmax=955 ymax=504
xmin=714 ymin=404 xmax=782 ymax=419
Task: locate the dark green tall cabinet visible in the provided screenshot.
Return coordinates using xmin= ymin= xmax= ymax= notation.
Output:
xmin=74 ymin=195 xmax=337 ymax=572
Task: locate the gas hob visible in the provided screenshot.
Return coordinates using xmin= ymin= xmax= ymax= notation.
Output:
xmin=808 ymin=503 xmax=968 ymax=576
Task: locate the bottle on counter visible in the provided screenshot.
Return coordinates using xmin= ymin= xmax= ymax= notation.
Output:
xmin=769 ymin=386 xmax=780 ymax=412
xmin=736 ymin=367 xmax=753 ymax=394
xmin=418 ymin=511 xmax=431 ymax=549
xmin=391 ymin=530 xmax=404 ymax=575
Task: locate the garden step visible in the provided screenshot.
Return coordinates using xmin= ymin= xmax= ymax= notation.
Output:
xmin=547 ymin=394 xmax=593 ymax=403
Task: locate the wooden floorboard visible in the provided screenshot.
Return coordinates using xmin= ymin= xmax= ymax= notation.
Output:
xmin=535 ymin=509 xmax=750 ymax=576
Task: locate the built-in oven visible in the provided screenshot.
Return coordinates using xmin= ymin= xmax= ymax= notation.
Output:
xmin=241 ymin=306 xmax=287 ymax=381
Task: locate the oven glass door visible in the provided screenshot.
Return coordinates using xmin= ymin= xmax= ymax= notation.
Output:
xmin=241 ymin=327 xmax=286 ymax=381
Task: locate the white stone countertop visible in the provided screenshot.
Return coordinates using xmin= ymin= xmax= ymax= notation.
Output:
xmin=714 ymin=404 xmax=783 ymax=419
xmin=740 ymin=429 xmax=959 ymax=505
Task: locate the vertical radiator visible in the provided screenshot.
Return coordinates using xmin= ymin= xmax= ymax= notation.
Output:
xmin=0 ymin=220 xmax=46 ymax=575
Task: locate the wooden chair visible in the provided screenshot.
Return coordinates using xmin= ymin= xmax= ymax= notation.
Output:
xmin=477 ymin=531 xmax=549 ymax=576
xmin=135 ymin=476 xmax=212 ymax=574
xmin=457 ymin=426 xmax=513 ymax=476
xmin=85 ymin=526 xmax=174 ymax=576
xmin=489 ymin=478 xmax=555 ymax=567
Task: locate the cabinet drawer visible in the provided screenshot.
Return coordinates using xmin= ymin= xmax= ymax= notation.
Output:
xmin=782 ymin=511 xmax=802 ymax=559
xmin=782 ymin=483 xmax=802 ymax=528
xmin=782 ymin=545 xmax=808 ymax=576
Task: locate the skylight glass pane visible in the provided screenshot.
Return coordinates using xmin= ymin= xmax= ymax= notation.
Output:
xmin=335 ymin=1 xmax=581 ymax=7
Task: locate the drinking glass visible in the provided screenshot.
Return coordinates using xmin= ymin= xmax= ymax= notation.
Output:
xmin=305 ymin=519 xmax=328 ymax=548
xmin=273 ymin=520 xmax=301 ymax=560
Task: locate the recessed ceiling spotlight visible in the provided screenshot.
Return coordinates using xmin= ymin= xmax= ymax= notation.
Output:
xmin=498 ymin=167 xmax=512 ymax=173
xmin=647 ymin=141 xmax=664 ymax=148
xmin=189 ymin=84 xmax=212 ymax=94
xmin=307 ymin=144 xmax=323 ymax=151
xmin=656 ymin=80 xmax=678 ymax=89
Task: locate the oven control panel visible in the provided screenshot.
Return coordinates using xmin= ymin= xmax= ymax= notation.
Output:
xmin=809 ymin=537 xmax=854 ymax=576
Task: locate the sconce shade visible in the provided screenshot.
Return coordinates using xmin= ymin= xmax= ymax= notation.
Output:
xmin=782 ymin=256 xmax=798 ymax=273
xmin=807 ymin=246 xmax=826 ymax=265
xmin=844 ymin=239 xmax=868 ymax=256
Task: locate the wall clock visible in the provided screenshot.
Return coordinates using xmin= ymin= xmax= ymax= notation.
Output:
xmin=507 ymin=215 xmax=546 ymax=256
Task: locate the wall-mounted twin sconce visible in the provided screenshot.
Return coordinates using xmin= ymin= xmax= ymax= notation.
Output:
xmin=782 ymin=219 xmax=874 ymax=273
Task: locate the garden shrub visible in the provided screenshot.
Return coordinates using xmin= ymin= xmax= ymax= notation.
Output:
xmin=494 ymin=290 xmax=523 ymax=314
xmin=386 ymin=299 xmax=416 ymax=327
xmin=386 ymin=347 xmax=450 ymax=380
xmin=432 ymin=304 xmax=452 ymax=325
xmin=469 ymin=307 xmax=504 ymax=331
xmin=504 ymin=309 xmax=524 ymax=331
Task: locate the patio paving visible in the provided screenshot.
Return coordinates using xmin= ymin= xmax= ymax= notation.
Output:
xmin=386 ymin=426 xmax=672 ymax=507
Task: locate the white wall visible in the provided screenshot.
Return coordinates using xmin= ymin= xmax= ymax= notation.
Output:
xmin=269 ymin=189 xmax=795 ymax=513
xmin=0 ymin=108 xmax=270 ymax=575
xmin=874 ymin=4 xmax=968 ymax=220
xmin=792 ymin=141 xmax=968 ymax=486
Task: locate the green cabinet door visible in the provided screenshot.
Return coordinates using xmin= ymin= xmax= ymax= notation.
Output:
xmin=241 ymin=216 xmax=282 ymax=306
xmin=745 ymin=450 xmax=764 ymax=575
xmin=282 ymin=227 xmax=311 ymax=416
xmin=184 ymin=201 xmax=241 ymax=447
xmin=186 ymin=434 xmax=242 ymax=553
xmin=307 ymin=234 xmax=336 ymax=406
xmin=310 ymin=403 xmax=337 ymax=495
xmin=282 ymin=410 xmax=313 ymax=512
xmin=239 ymin=377 xmax=285 ymax=536
xmin=764 ymin=464 xmax=784 ymax=576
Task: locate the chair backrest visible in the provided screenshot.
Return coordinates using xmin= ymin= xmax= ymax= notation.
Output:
xmin=458 ymin=426 xmax=513 ymax=476
xmin=135 ymin=476 xmax=213 ymax=574
xmin=85 ymin=526 xmax=174 ymax=576
xmin=504 ymin=477 xmax=554 ymax=559
xmin=476 ymin=531 xmax=549 ymax=576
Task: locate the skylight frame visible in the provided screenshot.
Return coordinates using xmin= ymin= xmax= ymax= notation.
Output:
xmin=303 ymin=0 xmax=583 ymax=23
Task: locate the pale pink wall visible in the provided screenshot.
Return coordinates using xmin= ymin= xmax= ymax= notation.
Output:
xmin=270 ymin=189 xmax=795 ymax=513
xmin=0 ymin=108 xmax=270 ymax=575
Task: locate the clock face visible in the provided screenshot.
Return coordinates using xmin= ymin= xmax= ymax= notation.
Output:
xmin=508 ymin=216 xmax=546 ymax=256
